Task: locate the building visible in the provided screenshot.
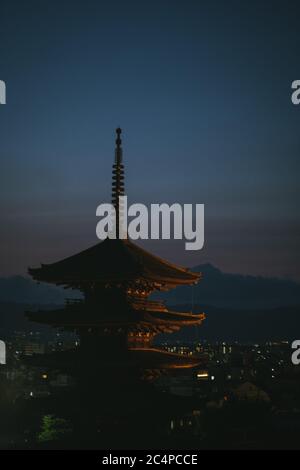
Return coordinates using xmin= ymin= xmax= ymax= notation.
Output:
xmin=25 ymin=130 xmax=207 ymax=444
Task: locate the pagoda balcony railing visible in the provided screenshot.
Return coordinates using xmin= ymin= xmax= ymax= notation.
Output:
xmin=64 ymin=297 xmax=168 ymax=311
xmin=130 ymin=298 xmax=167 ymax=312
xmin=65 ymin=298 xmax=84 ymax=307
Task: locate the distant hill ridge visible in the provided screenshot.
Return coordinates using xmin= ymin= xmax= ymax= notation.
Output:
xmin=0 ymin=264 xmax=299 ymax=309
xmin=0 ymin=275 xmax=78 ymax=305
xmin=0 ymin=266 xmax=299 ymax=341
xmin=158 ymin=264 xmax=300 ymax=309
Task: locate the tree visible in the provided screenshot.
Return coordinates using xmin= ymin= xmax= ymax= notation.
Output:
xmin=37 ymin=414 xmax=72 ymax=442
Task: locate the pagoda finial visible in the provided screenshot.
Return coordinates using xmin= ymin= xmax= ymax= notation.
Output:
xmin=115 ymin=127 xmax=122 ymax=164
xmin=112 ymin=128 xmax=125 ymax=237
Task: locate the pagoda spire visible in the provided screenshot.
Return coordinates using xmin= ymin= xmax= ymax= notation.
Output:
xmin=112 ymin=127 xmax=125 ymax=237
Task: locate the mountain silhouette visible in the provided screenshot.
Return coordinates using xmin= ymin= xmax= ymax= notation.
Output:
xmin=0 ymin=266 xmax=300 ymax=309
xmin=158 ymin=263 xmax=300 ymax=309
xmin=0 ymin=275 xmax=79 ymax=304
xmin=0 ymin=267 xmax=299 ymax=341
xmin=0 ymin=264 xmax=300 ymax=309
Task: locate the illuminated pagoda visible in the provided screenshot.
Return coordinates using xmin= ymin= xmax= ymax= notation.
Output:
xmin=27 ymin=129 xmax=205 ymax=392
xmin=28 ymin=129 xmax=204 ymax=369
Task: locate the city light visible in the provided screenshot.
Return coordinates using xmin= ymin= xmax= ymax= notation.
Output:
xmin=197 ymin=372 xmax=209 ymax=379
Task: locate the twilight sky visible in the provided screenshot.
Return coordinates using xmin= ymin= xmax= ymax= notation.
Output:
xmin=0 ymin=0 xmax=300 ymax=280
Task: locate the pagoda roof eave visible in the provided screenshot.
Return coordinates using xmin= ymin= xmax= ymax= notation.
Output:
xmin=127 ymin=348 xmax=205 ymax=369
xmin=23 ymin=347 xmax=206 ymax=370
xmin=25 ymin=307 xmax=205 ymax=330
xmin=28 ymin=238 xmax=201 ymax=288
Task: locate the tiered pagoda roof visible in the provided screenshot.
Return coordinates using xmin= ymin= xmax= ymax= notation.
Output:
xmin=28 ymin=237 xmax=201 ymax=290
xmin=27 ymin=299 xmax=205 ymax=332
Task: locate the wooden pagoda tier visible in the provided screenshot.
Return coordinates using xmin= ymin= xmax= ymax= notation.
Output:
xmin=26 ymin=283 xmax=205 ymax=370
xmin=24 ymin=344 xmax=206 ymax=372
xmin=28 ymin=237 xmax=201 ymax=293
xmin=26 ymin=299 xmax=205 ymax=333
xmin=27 ymin=241 xmax=205 ymax=370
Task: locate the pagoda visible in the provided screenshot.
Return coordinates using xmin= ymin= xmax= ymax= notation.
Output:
xmin=27 ymin=129 xmax=205 ymax=419
xmin=27 ymin=128 xmax=204 ymax=374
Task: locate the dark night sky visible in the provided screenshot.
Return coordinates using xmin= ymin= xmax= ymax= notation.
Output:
xmin=0 ymin=0 xmax=300 ymax=279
